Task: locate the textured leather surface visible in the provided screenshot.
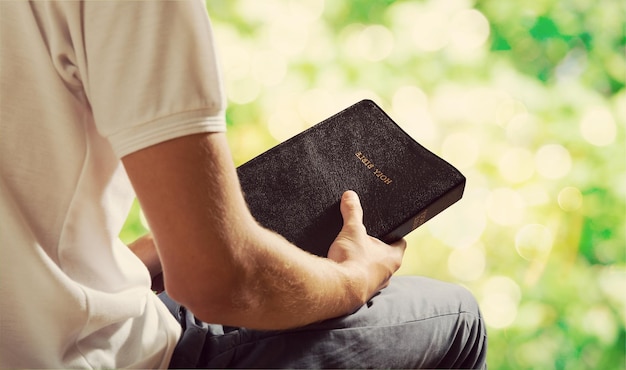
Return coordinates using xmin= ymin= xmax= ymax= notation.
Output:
xmin=237 ymin=100 xmax=465 ymax=257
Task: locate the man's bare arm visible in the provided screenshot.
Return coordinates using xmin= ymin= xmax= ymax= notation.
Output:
xmin=122 ymin=132 xmax=405 ymax=330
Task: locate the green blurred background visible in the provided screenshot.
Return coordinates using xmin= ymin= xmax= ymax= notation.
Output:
xmin=121 ymin=0 xmax=625 ymax=368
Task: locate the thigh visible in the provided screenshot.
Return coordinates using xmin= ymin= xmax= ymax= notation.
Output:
xmin=192 ymin=276 xmax=486 ymax=369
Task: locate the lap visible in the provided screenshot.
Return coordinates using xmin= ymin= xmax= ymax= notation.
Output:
xmin=162 ymin=276 xmax=487 ymax=369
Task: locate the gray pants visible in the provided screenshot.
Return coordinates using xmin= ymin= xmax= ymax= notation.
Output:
xmin=160 ymin=276 xmax=487 ymax=369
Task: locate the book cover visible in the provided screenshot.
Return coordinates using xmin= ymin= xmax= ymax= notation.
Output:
xmin=237 ymin=99 xmax=466 ymax=257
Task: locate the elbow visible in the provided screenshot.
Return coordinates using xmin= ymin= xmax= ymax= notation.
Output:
xmin=162 ymin=262 xmax=261 ymax=326
xmin=161 ymin=273 xmax=197 ymax=313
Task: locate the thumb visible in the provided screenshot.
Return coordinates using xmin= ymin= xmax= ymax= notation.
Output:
xmin=340 ymin=190 xmax=364 ymax=229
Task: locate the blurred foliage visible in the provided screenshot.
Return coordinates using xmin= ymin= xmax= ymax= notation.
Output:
xmin=121 ymin=0 xmax=625 ymax=368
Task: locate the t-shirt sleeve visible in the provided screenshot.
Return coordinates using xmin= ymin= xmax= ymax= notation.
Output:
xmin=78 ymin=0 xmax=226 ymax=158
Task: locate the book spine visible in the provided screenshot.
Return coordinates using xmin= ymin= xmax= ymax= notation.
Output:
xmin=381 ymin=180 xmax=466 ymax=244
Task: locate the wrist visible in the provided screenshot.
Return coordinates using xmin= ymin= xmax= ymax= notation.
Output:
xmin=334 ymin=261 xmax=370 ymax=310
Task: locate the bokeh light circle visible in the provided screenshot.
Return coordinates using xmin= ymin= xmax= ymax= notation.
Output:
xmin=447 ymin=245 xmax=486 ymax=281
xmin=487 ymin=188 xmax=525 ymax=226
xmin=441 ymin=132 xmax=480 ymax=170
xmin=449 ymin=9 xmax=491 ymax=51
xmin=410 ymin=9 xmax=449 ymax=51
xmin=580 ymin=106 xmax=617 ymax=147
xmin=558 ymin=186 xmax=583 ymax=212
xmin=498 ymin=147 xmax=535 ymax=183
xmin=357 ymin=25 xmax=394 ymax=61
xmin=391 ymin=86 xmax=437 ymax=145
xmin=252 ymin=50 xmax=287 ymax=86
xmin=515 ymin=223 xmax=554 ymax=261
xmin=535 ymin=144 xmax=572 ymax=179
xmin=481 ymin=276 xmax=522 ymax=329
xmin=227 ymin=77 xmax=261 ymax=105
xmin=268 ymin=107 xmax=305 ymax=142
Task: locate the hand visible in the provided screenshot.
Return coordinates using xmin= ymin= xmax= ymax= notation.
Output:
xmin=327 ymin=191 xmax=406 ymax=303
xmin=127 ymin=234 xmax=164 ymax=292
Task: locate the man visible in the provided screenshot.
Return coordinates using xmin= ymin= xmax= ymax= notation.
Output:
xmin=0 ymin=1 xmax=486 ymax=368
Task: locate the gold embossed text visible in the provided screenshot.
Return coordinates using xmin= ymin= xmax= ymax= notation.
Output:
xmin=355 ymin=151 xmax=393 ymax=185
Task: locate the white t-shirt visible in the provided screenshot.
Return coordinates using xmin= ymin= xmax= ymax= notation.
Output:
xmin=0 ymin=1 xmax=226 ymax=368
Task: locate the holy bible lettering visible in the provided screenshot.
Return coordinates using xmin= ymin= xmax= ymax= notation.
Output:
xmin=355 ymin=151 xmax=393 ymax=185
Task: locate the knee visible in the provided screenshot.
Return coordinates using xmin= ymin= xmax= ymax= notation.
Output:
xmin=445 ymin=283 xmax=486 ymax=338
xmin=454 ymin=284 xmax=483 ymax=318
xmin=390 ymin=277 xmax=488 ymax=368
xmin=449 ymin=285 xmax=488 ymax=368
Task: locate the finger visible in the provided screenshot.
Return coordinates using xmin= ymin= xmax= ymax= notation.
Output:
xmin=339 ymin=190 xmax=364 ymax=228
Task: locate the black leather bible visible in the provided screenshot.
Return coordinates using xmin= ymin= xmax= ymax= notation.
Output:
xmin=237 ymin=99 xmax=465 ymax=257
